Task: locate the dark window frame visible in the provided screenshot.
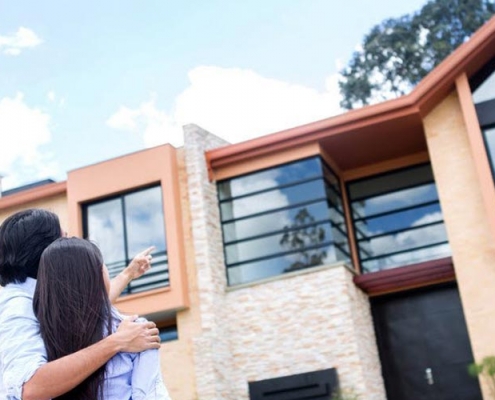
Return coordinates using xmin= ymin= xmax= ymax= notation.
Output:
xmin=82 ymin=183 xmax=169 ymax=295
xmin=346 ymin=163 xmax=449 ymax=274
xmin=472 ymin=56 xmax=495 ymax=181
xmin=217 ymin=156 xmax=351 ymax=286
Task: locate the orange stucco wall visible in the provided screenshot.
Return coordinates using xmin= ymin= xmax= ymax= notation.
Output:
xmin=67 ymin=145 xmax=189 ymax=316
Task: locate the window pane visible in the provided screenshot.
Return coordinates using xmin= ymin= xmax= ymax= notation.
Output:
xmin=227 ymin=241 xmax=341 ymax=286
xmin=124 ymin=187 xmax=167 ymax=258
xmin=348 ymin=164 xmax=450 ymax=273
xmin=84 ymin=186 xmax=169 ymax=294
xmin=348 ymin=164 xmax=434 ymax=201
xmin=484 ymin=127 xmax=495 ymax=176
xmin=354 ymin=202 xmax=442 ymax=236
xmin=218 ymin=157 xmax=321 ymax=200
xmin=473 ymin=68 xmax=495 ymax=104
xmin=220 ymin=180 xmax=325 ymax=221
xmin=222 ymin=201 xmax=332 ymax=243
xmin=225 ymin=221 xmax=335 ymax=265
xmin=86 ymin=199 xmax=125 ymax=270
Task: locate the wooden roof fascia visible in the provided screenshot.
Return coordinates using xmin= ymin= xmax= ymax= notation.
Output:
xmin=206 ymin=96 xmax=419 ymax=174
xmin=414 ymin=16 xmax=495 ymax=116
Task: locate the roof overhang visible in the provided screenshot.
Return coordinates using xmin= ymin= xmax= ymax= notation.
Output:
xmin=207 ymin=15 xmax=495 ymax=179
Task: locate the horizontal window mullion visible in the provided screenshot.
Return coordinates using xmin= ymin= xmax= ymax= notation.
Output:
xmin=331 ymin=221 xmax=349 ymax=239
xmin=356 ymin=220 xmax=444 ymax=242
xmin=350 ymin=180 xmax=434 ymax=203
xmin=352 ymin=199 xmax=439 ymax=223
xmin=218 ymin=176 xmax=323 ymax=203
xmin=360 ymin=240 xmax=449 ymax=262
xmin=221 ymin=197 xmax=328 ymax=224
xmin=226 ymin=240 xmax=335 ymax=269
xmin=224 ymin=218 xmax=335 ymax=246
xmin=333 ymin=241 xmax=351 ymax=258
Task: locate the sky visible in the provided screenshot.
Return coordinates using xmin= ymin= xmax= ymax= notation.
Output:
xmin=0 ymin=0 xmax=429 ymax=191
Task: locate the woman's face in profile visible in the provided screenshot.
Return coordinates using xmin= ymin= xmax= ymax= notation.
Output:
xmin=103 ymin=264 xmax=110 ymax=294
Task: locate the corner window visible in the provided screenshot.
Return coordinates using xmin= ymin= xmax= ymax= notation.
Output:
xmin=83 ymin=185 xmax=168 ymax=294
xmin=347 ymin=164 xmax=450 ymax=273
xmin=218 ymin=157 xmax=351 ymax=286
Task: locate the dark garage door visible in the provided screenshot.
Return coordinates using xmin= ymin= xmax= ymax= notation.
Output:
xmin=372 ymin=285 xmax=482 ymax=400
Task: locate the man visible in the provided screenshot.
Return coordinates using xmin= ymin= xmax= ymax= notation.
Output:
xmin=0 ymin=208 xmax=161 ymax=400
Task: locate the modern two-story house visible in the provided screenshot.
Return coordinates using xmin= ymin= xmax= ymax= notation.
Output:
xmin=1 ymin=14 xmax=495 ymax=400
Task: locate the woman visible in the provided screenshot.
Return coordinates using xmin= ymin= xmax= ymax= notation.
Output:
xmin=33 ymin=237 xmax=170 ymax=400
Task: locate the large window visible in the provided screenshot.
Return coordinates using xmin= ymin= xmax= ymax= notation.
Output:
xmin=218 ymin=157 xmax=351 ymax=286
xmin=347 ymin=164 xmax=450 ymax=273
xmin=472 ymin=58 xmax=495 ymax=176
xmin=83 ymin=185 xmax=168 ymax=294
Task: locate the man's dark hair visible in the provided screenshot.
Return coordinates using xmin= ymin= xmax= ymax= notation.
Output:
xmin=33 ymin=237 xmax=112 ymax=400
xmin=0 ymin=208 xmax=62 ymax=286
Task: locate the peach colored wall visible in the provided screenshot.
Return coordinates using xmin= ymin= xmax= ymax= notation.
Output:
xmin=424 ymin=91 xmax=495 ymax=399
xmin=66 ymin=145 xmax=189 ymax=316
xmin=0 ymin=193 xmax=68 ymax=230
xmin=158 ymin=148 xmax=200 ymax=400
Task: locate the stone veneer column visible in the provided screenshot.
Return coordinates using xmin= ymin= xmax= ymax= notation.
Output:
xmin=183 ymin=124 xmax=385 ymax=399
xmin=183 ymin=124 xmax=235 ymax=399
xmin=424 ymin=92 xmax=495 ymax=399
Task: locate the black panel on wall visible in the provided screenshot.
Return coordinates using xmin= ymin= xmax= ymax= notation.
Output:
xmin=248 ymin=368 xmax=339 ymax=400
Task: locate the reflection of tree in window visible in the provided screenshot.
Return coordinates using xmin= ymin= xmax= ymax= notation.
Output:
xmin=280 ymin=208 xmax=327 ymax=272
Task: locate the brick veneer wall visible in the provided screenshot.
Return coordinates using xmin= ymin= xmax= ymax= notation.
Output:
xmin=424 ymin=92 xmax=495 ymax=400
xmin=183 ymin=124 xmax=386 ymax=400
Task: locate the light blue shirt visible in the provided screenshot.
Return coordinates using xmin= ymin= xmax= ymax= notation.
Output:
xmin=0 ymin=278 xmax=171 ymax=400
xmin=107 ymin=310 xmax=171 ymax=400
xmin=0 ymin=278 xmax=46 ymax=400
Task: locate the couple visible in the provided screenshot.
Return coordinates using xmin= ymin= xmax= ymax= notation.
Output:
xmin=0 ymin=209 xmax=171 ymax=399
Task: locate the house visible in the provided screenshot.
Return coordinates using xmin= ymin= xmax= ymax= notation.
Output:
xmin=1 ymin=14 xmax=495 ymax=400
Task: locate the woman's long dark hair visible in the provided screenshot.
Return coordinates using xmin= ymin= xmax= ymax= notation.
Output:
xmin=33 ymin=237 xmax=113 ymax=400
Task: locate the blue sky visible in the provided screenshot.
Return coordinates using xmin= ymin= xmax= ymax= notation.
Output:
xmin=0 ymin=0 xmax=428 ymax=190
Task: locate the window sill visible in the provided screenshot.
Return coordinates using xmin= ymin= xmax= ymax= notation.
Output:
xmin=226 ymin=261 xmax=355 ymax=292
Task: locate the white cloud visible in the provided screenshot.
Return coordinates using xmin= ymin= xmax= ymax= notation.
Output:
xmin=47 ymin=91 xmax=56 ymax=102
xmin=46 ymin=90 xmax=66 ymax=107
xmin=107 ymin=66 xmax=343 ymax=147
xmin=0 ymin=27 xmax=42 ymax=56
xmin=0 ymin=93 xmax=58 ymax=190
xmin=106 ymin=96 xmax=178 ymax=146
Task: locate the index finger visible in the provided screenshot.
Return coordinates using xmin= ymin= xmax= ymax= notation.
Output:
xmin=139 ymin=246 xmax=156 ymax=257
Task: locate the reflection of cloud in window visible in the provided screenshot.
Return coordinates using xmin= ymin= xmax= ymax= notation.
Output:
xmin=365 ymin=211 xmax=450 ymax=271
xmin=87 ymin=187 xmax=167 ymax=270
xmin=88 ymin=207 xmax=125 ymax=265
xmin=226 ymin=173 xmax=291 ymax=284
xmin=366 ymin=185 xmax=433 ymax=211
xmin=125 ymin=188 xmax=167 ymax=255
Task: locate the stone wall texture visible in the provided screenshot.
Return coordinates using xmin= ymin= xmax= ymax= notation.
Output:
xmin=182 ymin=124 xmax=386 ymax=400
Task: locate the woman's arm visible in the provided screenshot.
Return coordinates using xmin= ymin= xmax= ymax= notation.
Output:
xmin=16 ymin=315 xmax=159 ymax=400
xmin=109 ymin=246 xmax=155 ymax=303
